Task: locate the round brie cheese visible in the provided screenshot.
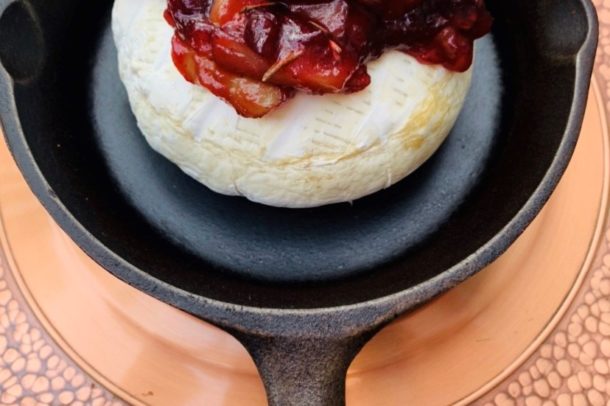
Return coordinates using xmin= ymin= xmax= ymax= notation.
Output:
xmin=112 ymin=0 xmax=473 ymax=208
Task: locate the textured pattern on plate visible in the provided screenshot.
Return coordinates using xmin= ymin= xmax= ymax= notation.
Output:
xmin=476 ymin=1 xmax=610 ymax=404
xmin=478 ymin=231 xmax=610 ymax=405
xmin=0 ymin=0 xmax=608 ymax=404
xmin=0 ymin=250 xmax=123 ymax=405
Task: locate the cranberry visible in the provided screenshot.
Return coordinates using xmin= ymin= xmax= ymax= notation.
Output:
xmin=166 ymin=0 xmax=492 ymax=117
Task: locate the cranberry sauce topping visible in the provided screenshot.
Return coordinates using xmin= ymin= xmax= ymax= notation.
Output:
xmin=166 ymin=0 xmax=491 ymax=117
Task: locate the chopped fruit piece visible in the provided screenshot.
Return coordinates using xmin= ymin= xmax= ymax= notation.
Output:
xmin=262 ymin=50 xmax=303 ymax=82
xmin=227 ymin=77 xmax=289 ymax=117
xmin=167 ymin=0 xmax=209 ymax=16
xmin=212 ymin=32 xmax=270 ymax=79
xmin=210 ymin=0 xmax=272 ymax=25
xmin=173 ymin=36 xmax=290 ymax=117
xmin=344 ymin=66 xmax=371 ymax=92
xmin=272 ymin=46 xmax=364 ymax=93
xmin=274 ymin=14 xmax=324 ymax=58
xmin=171 ymin=36 xmax=200 ymax=82
xmin=166 ymin=0 xmax=492 ymax=117
xmin=287 ymin=0 xmax=350 ymax=38
xmin=244 ymin=9 xmax=280 ymax=58
xmin=163 ymin=9 xmax=175 ymax=26
xmin=260 ymin=14 xmax=367 ymax=93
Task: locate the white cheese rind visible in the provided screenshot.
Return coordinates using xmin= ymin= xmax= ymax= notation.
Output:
xmin=112 ymin=0 xmax=472 ymax=208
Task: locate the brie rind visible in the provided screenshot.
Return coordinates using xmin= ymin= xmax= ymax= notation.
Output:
xmin=112 ymin=0 xmax=472 ymax=207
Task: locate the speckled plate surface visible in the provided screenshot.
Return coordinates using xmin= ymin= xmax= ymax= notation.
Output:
xmin=0 ymin=2 xmax=609 ymax=405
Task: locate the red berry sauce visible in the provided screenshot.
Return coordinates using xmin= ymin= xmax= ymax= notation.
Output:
xmin=165 ymin=0 xmax=492 ymax=117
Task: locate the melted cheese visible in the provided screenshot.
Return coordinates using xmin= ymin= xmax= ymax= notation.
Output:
xmin=112 ymin=0 xmax=472 ymax=208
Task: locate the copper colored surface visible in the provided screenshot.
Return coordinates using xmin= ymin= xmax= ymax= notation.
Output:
xmin=351 ymin=82 xmax=608 ymax=406
xmin=1 ymin=5 xmax=609 ymax=399
xmin=0 ymin=75 xmax=605 ymax=404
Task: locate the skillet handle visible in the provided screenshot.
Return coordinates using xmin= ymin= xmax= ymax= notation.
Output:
xmin=233 ymin=331 xmax=373 ymax=406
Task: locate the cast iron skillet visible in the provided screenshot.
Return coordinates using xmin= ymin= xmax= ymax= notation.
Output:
xmin=0 ymin=0 xmax=598 ymax=404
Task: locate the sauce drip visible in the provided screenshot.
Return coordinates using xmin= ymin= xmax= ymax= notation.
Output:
xmin=166 ymin=0 xmax=492 ymax=117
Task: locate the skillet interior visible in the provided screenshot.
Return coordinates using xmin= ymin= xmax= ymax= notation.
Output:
xmin=0 ymin=0 xmax=593 ymax=308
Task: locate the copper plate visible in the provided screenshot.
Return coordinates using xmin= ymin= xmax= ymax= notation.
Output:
xmin=0 ymin=7 xmax=609 ymax=405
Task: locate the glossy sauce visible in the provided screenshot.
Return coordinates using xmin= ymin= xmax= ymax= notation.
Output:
xmin=166 ymin=0 xmax=491 ymax=117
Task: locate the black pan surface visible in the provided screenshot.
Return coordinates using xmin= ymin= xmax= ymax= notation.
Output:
xmin=0 ymin=1 xmax=598 ymax=404
xmin=0 ymin=0 xmax=596 ymax=309
xmin=93 ymin=30 xmax=501 ymax=284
